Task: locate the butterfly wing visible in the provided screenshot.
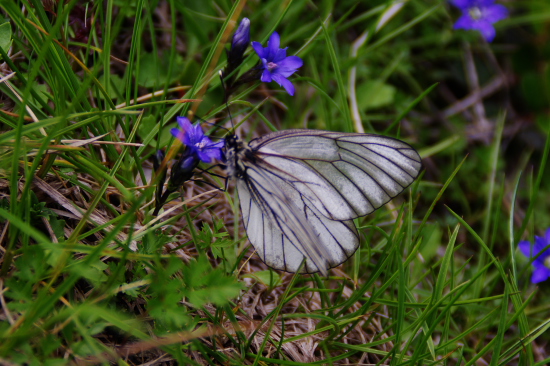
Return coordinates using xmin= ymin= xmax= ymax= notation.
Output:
xmin=236 ymin=129 xmax=421 ymax=275
xmin=249 ymin=129 xmax=422 ymax=221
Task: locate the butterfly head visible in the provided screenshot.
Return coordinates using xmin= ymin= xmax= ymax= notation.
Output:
xmin=225 ymin=134 xmax=240 ymax=149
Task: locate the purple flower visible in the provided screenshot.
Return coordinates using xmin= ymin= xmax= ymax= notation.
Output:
xmin=252 ymin=32 xmax=303 ymax=96
xmin=170 ymin=116 xmax=224 ymax=163
xmin=519 ymin=228 xmax=550 ymax=284
xmin=451 ymin=0 xmax=508 ymax=42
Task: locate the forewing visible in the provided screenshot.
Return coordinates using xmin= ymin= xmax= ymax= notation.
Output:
xmin=250 ymin=129 xmax=422 ymax=221
xmin=237 ymin=163 xmax=359 ymax=274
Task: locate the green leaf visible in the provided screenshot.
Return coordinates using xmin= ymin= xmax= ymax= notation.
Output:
xmin=197 ymin=221 xmax=231 ymax=258
xmin=243 ymin=270 xmax=282 ymax=288
xmin=68 ymin=259 xmax=108 ymax=286
xmin=71 ymin=340 xmax=96 ymax=357
xmin=186 ymin=277 xmax=242 ymax=307
xmin=15 ymin=82 xmax=51 ymax=109
xmin=94 ymin=74 xmax=125 ymax=100
xmin=210 ymin=238 xmax=234 ymax=260
xmin=49 ymin=217 xmax=66 ymax=239
xmin=40 ymin=334 xmax=61 ymax=356
xmin=147 ymin=297 xmax=190 ymax=329
xmin=138 ymin=114 xmax=171 ymax=147
xmin=136 ymin=52 xmax=183 ymax=88
xmin=121 ymin=283 xmax=140 ymax=298
xmin=357 ymin=80 xmax=396 ymax=110
xmin=43 ymin=359 xmax=68 ymax=366
xmin=0 ymin=21 xmax=12 ymax=56
xmin=13 ymin=245 xmax=48 ymax=282
xmin=182 ymin=256 xmax=243 ymax=307
xmin=419 ymin=224 xmax=442 ymax=263
xmin=140 ymin=230 xmax=171 ymax=254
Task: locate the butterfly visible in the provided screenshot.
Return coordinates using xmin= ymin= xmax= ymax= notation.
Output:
xmin=223 ymin=129 xmax=422 ymax=276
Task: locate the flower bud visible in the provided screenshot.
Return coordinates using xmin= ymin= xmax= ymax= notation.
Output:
xmin=169 ymin=152 xmax=199 ymax=189
xmin=231 ymin=18 xmax=250 ymax=58
xmin=153 ymin=150 xmax=165 ymax=171
xmin=223 ymin=18 xmax=252 ymax=100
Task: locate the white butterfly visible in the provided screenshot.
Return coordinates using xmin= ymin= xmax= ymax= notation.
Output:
xmin=224 ymin=129 xmax=422 ymax=276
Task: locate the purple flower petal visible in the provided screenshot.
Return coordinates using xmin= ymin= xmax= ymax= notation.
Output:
xmin=174 ymin=117 xmax=193 ymax=145
xmin=173 ymin=118 xmax=192 ymax=145
xmin=483 ymin=4 xmax=508 ymax=22
xmin=210 ymin=140 xmax=225 ymax=149
xmin=266 ymin=32 xmax=280 ymax=59
xmin=272 ymin=74 xmax=295 ymax=96
xmin=453 ymin=14 xmax=474 ymax=30
xmin=203 ymin=141 xmax=225 ymax=162
xmin=532 ymin=266 xmax=550 ymax=284
xmin=197 ymin=150 xmax=213 ymax=163
xmin=251 ymin=41 xmax=266 ymax=59
xmin=477 ymin=0 xmax=497 ymax=6
xmin=275 ymin=56 xmax=304 ymax=76
xmin=170 ymin=127 xmax=185 ymax=141
xmin=471 ymin=20 xmax=496 ymax=41
xmin=186 ymin=125 xmax=200 ymax=147
xmin=452 ymin=0 xmax=497 ymax=7
xmin=273 ymin=48 xmax=288 ymax=62
xmin=450 ymin=0 xmax=474 ymax=9
xmin=196 ymin=136 xmax=222 ymax=163
xmin=519 ymin=240 xmax=535 ymax=258
xmin=176 ymin=116 xmax=192 ymax=130
xmin=533 ymin=235 xmax=548 ymax=255
xmin=527 ymin=236 xmax=550 ymax=267
xmin=261 ymin=68 xmax=272 ymax=82
xmin=202 ymin=143 xmax=224 ymax=162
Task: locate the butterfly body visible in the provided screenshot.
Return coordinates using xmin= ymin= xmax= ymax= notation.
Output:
xmin=224 ymin=129 xmax=422 ymax=276
xmin=224 ymin=135 xmax=254 ymax=179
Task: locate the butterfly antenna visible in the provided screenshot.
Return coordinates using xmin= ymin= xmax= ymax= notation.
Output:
xmin=195 ymin=115 xmax=230 ymax=135
xmin=219 ymin=70 xmax=235 ymax=133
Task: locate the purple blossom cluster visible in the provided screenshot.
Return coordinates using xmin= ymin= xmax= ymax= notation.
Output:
xmin=170 ymin=117 xmax=223 ymax=164
xmin=153 ymin=117 xmax=224 ymax=215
